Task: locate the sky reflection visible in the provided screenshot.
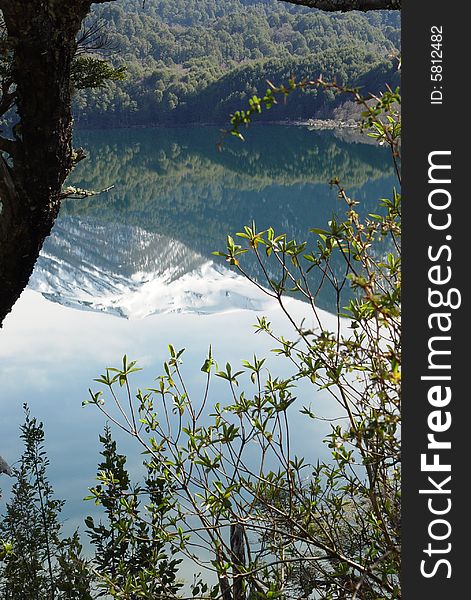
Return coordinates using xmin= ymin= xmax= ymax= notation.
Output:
xmin=0 ymin=288 xmax=341 ymax=538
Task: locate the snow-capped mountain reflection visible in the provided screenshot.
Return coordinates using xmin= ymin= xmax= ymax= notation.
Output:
xmin=28 ymin=217 xmax=270 ymax=319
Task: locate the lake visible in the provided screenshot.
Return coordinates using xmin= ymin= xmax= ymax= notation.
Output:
xmin=0 ymin=125 xmax=396 ymax=543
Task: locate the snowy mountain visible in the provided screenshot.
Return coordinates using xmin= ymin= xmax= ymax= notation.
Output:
xmin=28 ymin=216 xmax=273 ymax=319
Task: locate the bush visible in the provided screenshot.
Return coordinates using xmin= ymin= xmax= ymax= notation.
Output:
xmin=86 ymin=86 xmax=401 ymax=599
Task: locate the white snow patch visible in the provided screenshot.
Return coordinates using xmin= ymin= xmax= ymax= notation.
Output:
xmin=28 ymin=218 xmax=278 ymax=319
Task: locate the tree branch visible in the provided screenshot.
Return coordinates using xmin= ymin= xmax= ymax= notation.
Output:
xmin=277 ymin=0 xmax=401 ymax=10
xmin=59 ymin=184 xmax=114 ymax=200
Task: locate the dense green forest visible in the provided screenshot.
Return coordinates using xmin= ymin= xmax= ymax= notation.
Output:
xmin=74 ymin=0 xmax=400 ymax=126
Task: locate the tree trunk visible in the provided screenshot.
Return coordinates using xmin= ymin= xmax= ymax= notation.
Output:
xmin=230 ymin=524 xmax=246 ymax=600
xmin=0 ymin=1 xmax=94 ymax=325
xmin=216 ymin=546 xmax=233 ymax=600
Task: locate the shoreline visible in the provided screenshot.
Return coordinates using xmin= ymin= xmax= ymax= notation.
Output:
xmin=292 ymin=118 xmax=359 ymax=130
xmin=72 ymin=117 xmax=379 ymax=146
xmin=73 ymin=117 xmax=362 ymax=133
xmin=71 ymin=117 xmax=381 ymax=147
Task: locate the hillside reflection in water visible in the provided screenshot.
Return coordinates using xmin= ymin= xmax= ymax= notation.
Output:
xmin=31 ymin=125 xmax=396 ymax=317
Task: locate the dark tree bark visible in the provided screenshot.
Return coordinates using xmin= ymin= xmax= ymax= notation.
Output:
xmin=278 ymin=0 xmax=400 ymax=10
xmin=0 ymin=0 xmax=115 ymax=326
xmin=230 ymin=523 xmax=246 ymax=600
xmin=216 ymin=545 xmax=233 ymax=600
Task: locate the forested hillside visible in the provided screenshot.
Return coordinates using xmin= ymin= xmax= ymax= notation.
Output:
xmin=74 ymin=0 xmax=400 ymax=126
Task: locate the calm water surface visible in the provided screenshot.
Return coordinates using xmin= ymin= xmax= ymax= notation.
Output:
xmin=0 ymin=125 xmax=396 ymax=538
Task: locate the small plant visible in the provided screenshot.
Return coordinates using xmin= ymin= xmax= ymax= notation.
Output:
xmin=85 ymin=424 xmax=183 ymax=599
xmin=0 ymin=405 xmax=93 ymax=600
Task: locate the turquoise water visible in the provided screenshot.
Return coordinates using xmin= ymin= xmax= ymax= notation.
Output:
xmin=0 ymin=124 xmax=397 ymax=540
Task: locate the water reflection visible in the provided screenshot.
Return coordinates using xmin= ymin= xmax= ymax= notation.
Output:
xmin=1 ymin=125 xmax=396 ymax=544
xmin=0 ymin=290 xmax=339 ymax=538
xmin=30 ymin=125 xmax=396 ymax=316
